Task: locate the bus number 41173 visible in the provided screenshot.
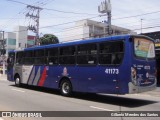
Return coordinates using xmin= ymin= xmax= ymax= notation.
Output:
xmin=105 ymin=69 xmax=119 ymax=74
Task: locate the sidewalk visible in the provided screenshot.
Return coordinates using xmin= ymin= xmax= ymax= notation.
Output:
xmin=138 ymin=86 xmax=160 ymax=97
xmin=0 ymin=74 xmax=7 ymax=81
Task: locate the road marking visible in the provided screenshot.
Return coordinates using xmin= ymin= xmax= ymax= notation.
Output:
xmin=0 ymin=118 xmax=4 ymax=120
xmin=11 ymin=88 xmax=25 ymax=93
xmin=90 ymin=106 xmax=114 ymax=111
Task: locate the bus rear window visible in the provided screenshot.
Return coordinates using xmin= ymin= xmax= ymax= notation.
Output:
xmin=134 ymin=38 xmax=155 ymax=59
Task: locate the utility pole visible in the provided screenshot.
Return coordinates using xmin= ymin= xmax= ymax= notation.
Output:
xmin=98 ymin=0 xmax=112 ymax=35
xmin=0 ymin=31 xmax=5 ymax=75
xmin=141 ymin=19 xmax=143 ymax=34
xmin=26 ymin=5 xmax=43 ymax=45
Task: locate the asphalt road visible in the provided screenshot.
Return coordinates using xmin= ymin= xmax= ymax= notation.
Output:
xmin=0 ymin=78 xmax=160 ymax=120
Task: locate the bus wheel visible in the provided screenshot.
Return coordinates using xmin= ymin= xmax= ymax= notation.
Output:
xmin=60 ymin=79 xmax=72 ymax=96
xmin=15 ymin=75 xmax=21 ymax=87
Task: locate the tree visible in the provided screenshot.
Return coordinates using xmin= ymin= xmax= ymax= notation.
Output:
xmin=39 ymin=34 xmax=59 ymax=45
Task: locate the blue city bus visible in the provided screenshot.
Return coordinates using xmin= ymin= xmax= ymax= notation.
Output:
xmin=7 ymin=35 xmax=157 ymax=96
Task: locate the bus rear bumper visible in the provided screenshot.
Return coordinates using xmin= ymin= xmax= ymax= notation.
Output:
xmin=128 ymin=82 xmax=157 ymax=94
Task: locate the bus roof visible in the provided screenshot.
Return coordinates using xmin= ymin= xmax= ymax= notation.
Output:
xmin=11 ymin=34 xmax=154 ymax=52
xmin=24 ymin=34 xmax=130 ymax=51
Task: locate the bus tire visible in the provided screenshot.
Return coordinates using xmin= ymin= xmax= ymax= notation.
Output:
xmin=14 ymin=75 xmax=21 ymax=87
xmin=60 ymin=79 xmax=72 ymax=96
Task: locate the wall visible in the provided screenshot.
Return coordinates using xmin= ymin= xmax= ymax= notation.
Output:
xmin=14 ymin=26 xmax=28 ymax=49
xmin=61 ymin=19 xmax=136 ymax=42
xmin=5 ymin=32 xmax=16 ymax=56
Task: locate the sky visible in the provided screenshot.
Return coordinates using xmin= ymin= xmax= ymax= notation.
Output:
xmin=0 ymin=0 xmax=160 ymax=40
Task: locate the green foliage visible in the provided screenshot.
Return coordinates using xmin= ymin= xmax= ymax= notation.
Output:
xmin=39 ymin=34 xmax=59 ymax=45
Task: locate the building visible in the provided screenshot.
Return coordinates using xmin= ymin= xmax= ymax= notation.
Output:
xmin=4 ymin=32 xmax=16 ymax=54
xmin=0 ymin=32 xmax=4 ymax=55
xmin=0 ymin=26 xmax=36 ymax=59
xmin=14 ymin=26 xmax=28 ymax=49
xmin=62 ymin=19 xmax=136 ymax=42
xmin=27 ymin=35 xmax=36 ymax=48
xmin=3 ymin=26 xmax=36 ymax=56
xmin=4 ymin=33 xmax=35 ymax=55
xmin=0 ymin=26 xmax=36 ymax=74
xmin=3 ymin=26 xmax=28 ymax=55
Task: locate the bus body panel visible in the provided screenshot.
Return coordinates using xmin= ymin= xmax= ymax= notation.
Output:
xmin=21 ymin=65 xmax=33 ymax=84
xmin=7 ymin=68 xmax=14 ymax=81
xmin=14 ymin=65 xmax=22 ymax=82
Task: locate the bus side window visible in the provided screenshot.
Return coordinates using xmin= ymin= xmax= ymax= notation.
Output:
xmin=24 ymin=51 xmax=33 ymax=65
xmin=99 ymin=41 xmax=124 ymax=65
xmin=59 ymin=46 xmax=75 ymax=65
xmin=16 ymin=51 xmax=23 ymax=64
xmin=34 ymin=49 xmax=45 ymax=65
xmin=77 ymin=44 xmax=97 ymax=65
xmin=112 ymin=54 xmax=121 ymax=64
xmin=46 ymin=48 xmax=58 ymax=65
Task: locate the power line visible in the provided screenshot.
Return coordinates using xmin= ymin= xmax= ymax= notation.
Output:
xmin=5 ymin=0 xmax=160 ymax=19
xmin=40 ymin=16 xmax=99 ymax=29
xmin=2 ymin=0 xmax=53 ymax=32
xmin=43 ymin=11 xmax=96 ymax=18
xmin=112 ymin=10 xmax=160 ymax=20
xmin=43 ymin=7 xmax=98 ymax=15
xmin=5 ymin=15 xmax=99 ymax=33
xmin=112 ymin=17 xmax=160 ymax=28
xmin=4 ymin=0 xmax=160 ymax=36
xmin=134 ymin=25 xmax=160 ymax=31
xmin=5 ymin=0 xmax=27 ymax=5
xmin=26 ymin=5 xmax=43 ymax=45
xmin=34 ymin=0 xmax=55 ymax=7
xmin=0 ymin=9 xmax=27 ymax=30
xmin=1 ymin=0 xmax=42 ymax=30
xmin=57 ymin=25 xmax=160 ymax=41
xmin=36 ymin=24 xmax=160 ymax=40
xmin=5 ymin=23 xmax=160 ymax=43
xmin=5 ymin=0 xmax=98 ymax=15
xmin=32 ymin=0 xmax=54 ymax=7
xmin=5 ymin=16 xmax=160 ymax=35
xmin=5 ymin=0 xmax=160 ymax=28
